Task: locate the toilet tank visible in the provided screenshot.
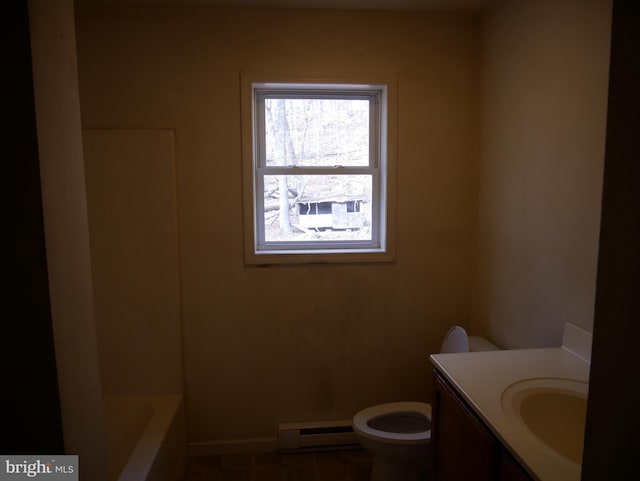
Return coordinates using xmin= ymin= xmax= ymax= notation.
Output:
xmin=468 ymin=336 xmax=500 ymax=352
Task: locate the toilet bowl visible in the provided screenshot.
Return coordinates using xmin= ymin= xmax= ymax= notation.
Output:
xmin=352 ymin=326 xmax=498 ymax=481
xmin=353 ymin=402 xmax=432 ymax=481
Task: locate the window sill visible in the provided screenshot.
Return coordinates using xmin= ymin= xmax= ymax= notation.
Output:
xmin=244 ymin=249 xmax=396 ymax=266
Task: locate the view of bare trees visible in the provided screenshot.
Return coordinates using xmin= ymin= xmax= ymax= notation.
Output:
xmin=262 ymin=97 xmax=373 ymax=242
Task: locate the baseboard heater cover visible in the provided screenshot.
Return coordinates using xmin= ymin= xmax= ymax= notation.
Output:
xmin=278 ymin=420 xmax=361 ymax=453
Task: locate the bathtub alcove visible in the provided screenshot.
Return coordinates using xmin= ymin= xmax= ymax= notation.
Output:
xmin=84 ymin=130 xmax=187 ymax=481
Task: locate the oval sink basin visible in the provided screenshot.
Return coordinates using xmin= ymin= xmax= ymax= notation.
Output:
xmin=501 ymin=378 xmax=588 ymax=464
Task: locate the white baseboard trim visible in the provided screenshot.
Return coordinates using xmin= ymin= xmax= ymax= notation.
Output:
xmin=188 ymin=437 xmax=278 ymax=456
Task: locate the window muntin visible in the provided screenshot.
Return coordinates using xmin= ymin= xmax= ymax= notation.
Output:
xmin=247 ymin=82 xmax=390 ymax=261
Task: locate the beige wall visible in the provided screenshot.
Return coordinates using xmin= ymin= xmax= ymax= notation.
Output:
xmin=472 ymin=0 xmax=612 ymax=348
xmin=28 ymin=0 xmax=108 ymax=478
xmin=75 ymin=6 xmax=479 ymax=445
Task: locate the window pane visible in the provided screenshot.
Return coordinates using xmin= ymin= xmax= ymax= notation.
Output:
xmin=263 ymin=175 xmax=372 ymax=242
xmin=264 ymin=98 xmax=369 ymax=167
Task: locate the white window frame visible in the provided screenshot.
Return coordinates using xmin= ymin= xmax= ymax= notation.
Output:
xmin=241 ymin=74 xmax=397 ymax=265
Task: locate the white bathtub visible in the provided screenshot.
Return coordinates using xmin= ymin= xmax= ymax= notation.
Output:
xmin=104 ymin=395 xmax=187 ymax=481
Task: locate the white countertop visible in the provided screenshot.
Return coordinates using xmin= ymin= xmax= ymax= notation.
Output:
xmin=430 ymin=346 xmax=590 ymax=481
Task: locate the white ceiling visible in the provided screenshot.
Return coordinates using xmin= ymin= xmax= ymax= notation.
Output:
xmin=75 ymin=0 xmax=492 ymax=13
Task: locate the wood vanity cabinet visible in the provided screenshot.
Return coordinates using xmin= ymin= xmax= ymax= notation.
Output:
xmin=499 ymin=451 xmax=533 ymax=481
xmin=432 ymin=369 xmax=533 ymax=481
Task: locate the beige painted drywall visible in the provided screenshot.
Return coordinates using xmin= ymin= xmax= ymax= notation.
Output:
xmin=28 ymin=0 xmax=108 ymax=478
xmin=83 ymin=129 xmax=183 ymax=396
xmin=472 ymin=0 xmax=612 ymax=348
xmin=75 ymin=6 xmax=479 ymax=445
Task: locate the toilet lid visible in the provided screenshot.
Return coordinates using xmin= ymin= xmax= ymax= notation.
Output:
xmin=439 ymin=326 xmax=469 ymax=354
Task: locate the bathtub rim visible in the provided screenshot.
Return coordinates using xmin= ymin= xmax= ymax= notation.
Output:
xmin=105 ymin=394 xmax=184 ymax=481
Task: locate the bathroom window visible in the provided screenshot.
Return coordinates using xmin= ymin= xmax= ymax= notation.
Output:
xmin=241 ymin=75 xmax=396 ymax=265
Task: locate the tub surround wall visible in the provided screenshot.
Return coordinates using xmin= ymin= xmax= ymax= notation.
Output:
xmin=83 ymin=129 xmax=183 ymax=397
xmin=472 ymin=0 xmax=612 ymax=349
xmin=76 ymin=6 xmax=479 ymax=446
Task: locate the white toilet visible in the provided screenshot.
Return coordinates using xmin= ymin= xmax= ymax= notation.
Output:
xmin=352 ymin=326 xmax=498 ymax=481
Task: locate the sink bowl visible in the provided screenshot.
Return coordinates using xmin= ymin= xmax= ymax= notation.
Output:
xmin=501 ymin=378 xmax=588 ymax=464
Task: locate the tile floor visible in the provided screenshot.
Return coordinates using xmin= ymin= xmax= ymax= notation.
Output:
xmin=186 ymin=449 xmax=373 ymax=481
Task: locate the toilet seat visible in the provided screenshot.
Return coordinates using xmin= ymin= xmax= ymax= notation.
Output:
xmin=353 ymin=402 xmax=432 ymax=445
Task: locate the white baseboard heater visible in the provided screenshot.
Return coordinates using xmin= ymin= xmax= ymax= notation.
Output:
xmin=278 ymin=420 xmax=361 ymax=453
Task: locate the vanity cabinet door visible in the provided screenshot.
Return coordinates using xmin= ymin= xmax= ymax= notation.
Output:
xmin=499 ymin=451 xmax=533 ymax=481
xmin=432 ymin=370 xmax=499 ymax=481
